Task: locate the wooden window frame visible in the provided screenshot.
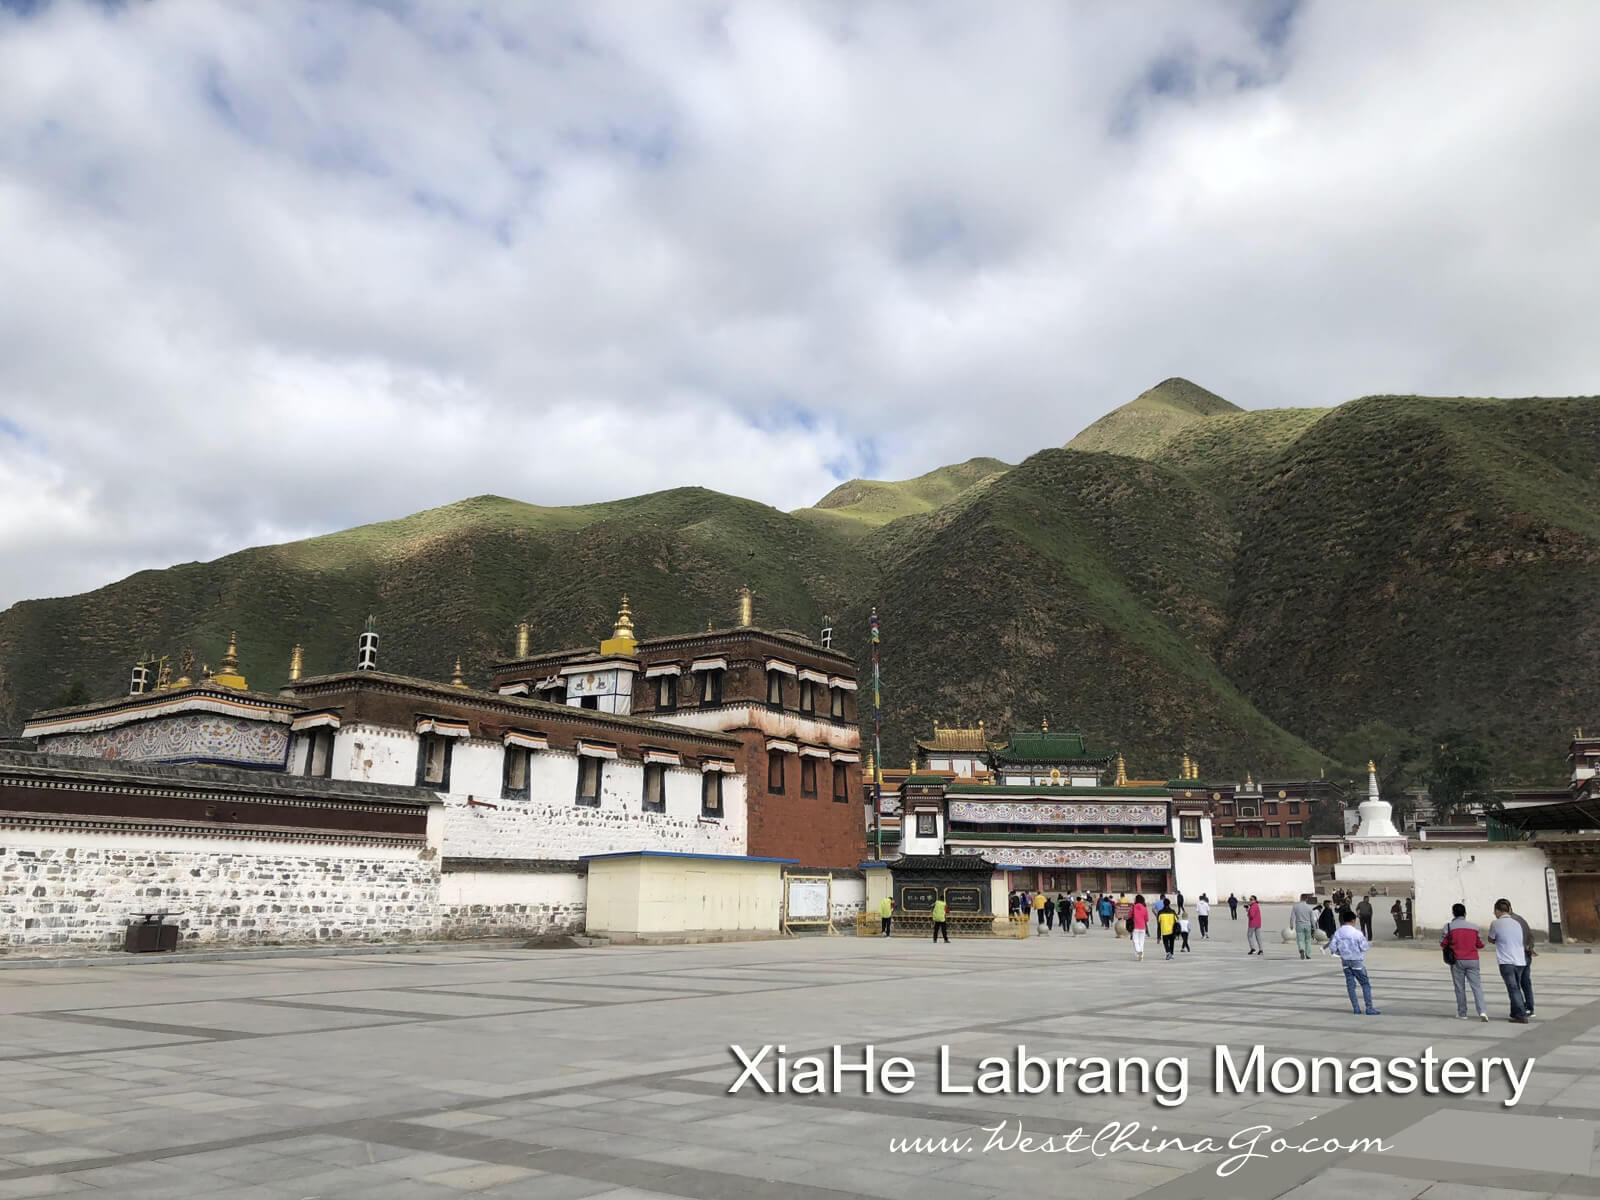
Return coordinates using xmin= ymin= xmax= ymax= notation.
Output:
xmin=767 ymin=750 xmax=785 ymax=794
xmin=415 ymin=734 xmax=453 ymax=790
xmin=642 ymin=762 xmax=666 ymax=813
xmin=501 ymin=746 xmax=531 ymax=800
xmin=576 ymin=756 xmax=603 ymax=807
xmin=701 ymin=772 xmax=723 ymax=818
xmin=800 ymin=757 xmax=817 ymax=796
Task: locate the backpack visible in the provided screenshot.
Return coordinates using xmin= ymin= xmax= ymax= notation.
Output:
xmin=1442 ymin=924 xmax=1457 ymax=965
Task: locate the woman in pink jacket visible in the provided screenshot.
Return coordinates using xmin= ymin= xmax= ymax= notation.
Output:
xmin=1246 ymin=895 xmax=1264 ymax=955
xmin=1131 ymin=894 xmax=1150 ymax=961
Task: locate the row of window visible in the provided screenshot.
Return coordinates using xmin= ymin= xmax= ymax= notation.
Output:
xmin=653 ymin=669 xmax=722 ymax=709
xmin=1220 ymin=800 xmax=1303 ymax=817
xmin=766 ymin=751 xmax=851 ymax=802
xmin=1227 ymin=823 xmax=1304 ymax=838
xmin=763 ymin=672 xmax=849 ymax=719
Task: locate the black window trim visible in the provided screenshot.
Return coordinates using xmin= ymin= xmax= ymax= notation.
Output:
xmin=502 ymin=745 xmax=531 ymax=801
xmin=576 ymin=755 xmax=603 ymax=807
xmin=642 ymin=762 xmax=667 ymax=813
xmin=415 ymin=734 xmax=454 ymax=790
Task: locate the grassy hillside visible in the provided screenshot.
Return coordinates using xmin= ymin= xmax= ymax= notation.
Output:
xmin=4 ymin=383 xmax=1598 ymax=785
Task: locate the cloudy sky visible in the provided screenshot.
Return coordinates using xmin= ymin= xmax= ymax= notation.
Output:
xmin=2 ymin=1 xmax=1597 ymax=607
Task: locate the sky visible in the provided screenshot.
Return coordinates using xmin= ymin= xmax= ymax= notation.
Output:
xmin=2 ymin=1 xmax=1598 ymax=608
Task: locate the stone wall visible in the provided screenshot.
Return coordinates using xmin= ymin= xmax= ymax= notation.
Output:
xmin=438 ymin=862 xmax=586 ymax=939
xmin=0 ymin=827 xmax=439 ymax=953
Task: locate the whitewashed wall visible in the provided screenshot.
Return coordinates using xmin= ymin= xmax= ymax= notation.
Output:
xmin=829 ymin=874 xmax=866 ymax=925
xmin=1213 ymin=857 xmax=1316 ymax=903
xmin=0 ymin=827 xmax=439 ymax=952
xmin=438 ymin=868 xmax=586 ymax=938
xmin=1410 ymin=842 xmax=1552 ymax=937
xmin=1172 ymin=815 xmax=1218 ymax=902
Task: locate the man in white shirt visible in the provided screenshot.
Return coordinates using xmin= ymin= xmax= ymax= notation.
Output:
xmin=1487 ymin=898 xmax=1531 ymax=1024
xmin=1196 ymin=895 xmax=1211 ymax=939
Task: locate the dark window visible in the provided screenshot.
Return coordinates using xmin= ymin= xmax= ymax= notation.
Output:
xmin=502 ymin=747 xmax=530 ymax=800
xmin=1179 ymin=815 xmax=1202 ymax=842
xmin=1221 ymin=801 xmax=1235 ymax=816
xmin=767 ymin=671 xmax=785 ymax=707
xmin=832 ymin=761 xmax=849 ymax=803
xmin=416 ymin=734 xmax=453 ymax=789
xmin=798 ymin=679 xmax=815 ymax=714
xmin=576 ymin=756 xmax=602 ymax=806
xmin=303 ymin=729 xmax=334 ymax=778
xmin=579 ymin=694 xmax=599 ymax=710
xmin=699 ymin=669 xmax=723 ymax=704
xmin=830 ymin=687 xmax=845 ymax=719
xmin=655 ymin=673 xmax=677 ymax=710
xmin=1288 ymin=822 xmax=1303 ymax=838
xmin=1247 ymin=825 xmax=1262 ymax=838
xmin=768 ymin=750 xmax=786 ymax=793
xmin=1265 ymin=801 xmax=1279 ymax=816
xmin=643 ymin=763 xmax=666 ymax=813
xmin=548 ymin=685 xmax=567 ymax=704
xmin=916 ymin=812 xmax=936 ymax=837
xmin=701 ymin=771 xmax=723 ymax=817
xmin=800 ymin=757 xmax=817 ymax=795
xmin=1267 ymin=823 xmax=1281 ymax=837
xmin=1288 ymin=801 xmax=1301 ymax=814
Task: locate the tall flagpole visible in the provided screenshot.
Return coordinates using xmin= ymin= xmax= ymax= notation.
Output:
xmin=871 ymin=607 xmax=883 ymax=862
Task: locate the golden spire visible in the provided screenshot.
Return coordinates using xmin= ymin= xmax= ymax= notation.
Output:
xmin=1180 ymin=753 xmax=1192 ymax=780
xmin=1367 ymin=759 xmax=1376 ymax=774
xmin=737 ymin=586 xmax=754 ymax=628
xmin=212 ymin=631 xmax=247 ymax=690
xmin=1114 ymin=754 xmax=1128 ymax=786
xmin=1246 ymin=771 xmax=1254 ymax=787
xmin=1578 ymin=726 xmax=1585 ymax=739
xmin=932 ymin=718 xmax=940 ymax=730
xmin=288 ymin=644 xmax=303 ymax=682
xmin=1041 ymin=716 xmax=1049 ymax=732
xmin=515 ymin=622 xmax=531 ymax=660
xmin=600 ymin=595 xmax=639 ymax=656
xmin=451 ymin=657 xmax=467 ymax=689
xmin=864 ymin=748 xmax=875 ymax=779
xmin=1191 ymin=759 xmax=1199 ymax=781
xmin=706 ymin=618 xmax=714 ymax=632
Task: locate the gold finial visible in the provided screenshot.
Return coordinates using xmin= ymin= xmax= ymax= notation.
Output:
xmin=1114 ymin=754 xmax=1128 ymax=786
xmin=213 ymin=631 xmax=247 ymax=690
xmin=864 ymin=749 xmax=875 ymax=778
xmin=288 ymin=644 xmax=303 ymax=681
xmin=1246 ymin=771 xmax=1254 ymax=787
xmin=154 ymin=658 xmax=172 ymax=691
xmin=451 ymin=657 xmax=467 ymax=689
xmin=1041 ymin=716 xmax=1049 ymax=732
xmin=737 ymin=586 xmax=754 ymax=628
xmin=706 ymin=618 xmax=714 ymax=632
xmin=1180 ymin=753 xmax=1192 ymax=780
xmin=1191 ymin=760 xmax=1199 ymax=780
xmin=1367 ymin=759 xmax=1376 ymax=774
xmin=1578 ymin=726 xmax=1585 ymax=739
xmin=932 ymin=717 xmax=940 ymax=729
xmin=1320 ymin=766 xmax=1325 ymax=778
xmin=515 ymin=622 xmax=530 ymax=659
xmin=600 ymin=595 xmax=639 ymax=656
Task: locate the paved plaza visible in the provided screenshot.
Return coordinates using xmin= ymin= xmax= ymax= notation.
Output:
xmin=0 ymin=913 xmax=1595 ymax=1200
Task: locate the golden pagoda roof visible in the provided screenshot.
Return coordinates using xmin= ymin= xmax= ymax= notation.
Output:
xmin=915 ymin=724 xmax=990 ymax=753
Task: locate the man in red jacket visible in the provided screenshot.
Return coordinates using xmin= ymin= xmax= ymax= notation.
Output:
xmin=1440 ymin=902 xmax=1489 ymax=1021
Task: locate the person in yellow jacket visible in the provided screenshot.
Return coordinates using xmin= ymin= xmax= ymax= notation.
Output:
xmin=1033 ymin=890 xmax=1048 ymax=935
xmin=1158 ymin=905 xmax=1179 ymax=960
xmin=879 ymin=895 xmax=893 ymax=937
xmin=931 ymin=897 xmax=949 ymax=943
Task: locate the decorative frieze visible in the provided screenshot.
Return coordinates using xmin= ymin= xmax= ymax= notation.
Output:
xmin=948 ymin=800 xmax=1167 ymax=827
xmin=951 ymin=845 xmax=1172 ymax=868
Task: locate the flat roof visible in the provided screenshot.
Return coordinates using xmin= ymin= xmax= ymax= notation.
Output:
xmin=579 ymin=850 xmax=800 ymax=865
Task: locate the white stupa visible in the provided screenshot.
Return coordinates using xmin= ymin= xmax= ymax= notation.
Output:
xmin=1333 ymin=760 xmax=1414 ymax=882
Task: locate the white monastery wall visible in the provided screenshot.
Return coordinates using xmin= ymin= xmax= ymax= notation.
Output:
xmin=438 ymin=868 xmax=586 ymax=939
xmin=0 ymin=827 xmax=439 ymax=952
xmin=1213 ymin=858 xmax=1316 ymax=903
xmin=1171 ymin=816 xmax=1217 ymax=903
xmin=828 ymin=873 xmax=866 ymax=925
xmin=1410 ymin=842 xmax=1553 ymax=937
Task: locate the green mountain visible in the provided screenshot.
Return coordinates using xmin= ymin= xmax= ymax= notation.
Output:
xmin=4 ymin=380 xmax=1597 ymax=785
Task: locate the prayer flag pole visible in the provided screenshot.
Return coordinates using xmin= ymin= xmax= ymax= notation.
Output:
xmin=871 ymin=607 xmax=883 ymax=862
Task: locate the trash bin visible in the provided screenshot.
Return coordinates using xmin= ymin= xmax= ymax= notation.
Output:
xmin=124 ymin=913 xmax=180 ymax=953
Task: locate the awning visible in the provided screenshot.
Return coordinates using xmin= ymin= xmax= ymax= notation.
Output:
xmin=701 ymin=758 xmax=736 ymax=773
xmin=828 ymin=677 xmax=858 ymax=691
xmin=577 ymin=740 xmax=618 ymax=760
xmin=643 ymin=748 xmax=682 ymax=766
xmin=533 ymin=676 xmax=563 ymax=691
xmin=765 ymin=739 xmax=799 ymax=754
xmin=831 ymin=751 xmax=860 ymax=764
xmin=798 ymin=745 xmax=832 ymax=759
xmin=504 ymin=730 xmax=549 ymax=752
xmin=797 ymin=668 xmax=828 ymax=685
xmin=290 ymin=712 xmax=340 ymax=733
xmin=765 ymin=659 xmax=797 ymax=676
xmin=496 ymin=683 xmax=530 ymax=696
xmin=691 ymin=658 xmax=728 ymax=672
xmin=644 ymin=664 xmax=681 ymax=678
xmin=416 ymin=717 xmax=470 ymax=738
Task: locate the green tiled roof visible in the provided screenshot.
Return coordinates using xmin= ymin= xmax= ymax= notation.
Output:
xmin=992 ymin=730 xmax=1109 ymax=763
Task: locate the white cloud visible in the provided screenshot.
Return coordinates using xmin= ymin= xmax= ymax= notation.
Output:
xmin=1 ymin=0 xmax=1597 ymax=605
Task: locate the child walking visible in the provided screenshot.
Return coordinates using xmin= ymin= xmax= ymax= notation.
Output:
xmin=1328 ymin=908 xmax=1380 ymax=1015
xmin=1178 ymin=914 xmax=1191 ymax=952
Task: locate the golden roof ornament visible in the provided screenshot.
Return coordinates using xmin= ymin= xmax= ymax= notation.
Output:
xmin=599 ymin=595 xmax=639 ymax=656
xmin=174 ymin=648 xmax=194 ymax=689
xmin=1180 ymin=753 xmax=1192 ymax=780
xmin=1041 ymin=716 xmax=1049 ymax=732
xmin=451 ymin=657 xmax=467 ymax=689
xmin=1114 ymin=754 xmax=1128 ymax=786
xmin=288 ymin=644 xmax=303 ymax=682
xmin=737 ymin=586 xmax=754 ymax=628
xmin=1246 ymin=771 xmax=1254 ymax=787
xmin=515 ymin=622 xmax=531 ymax=660
xmin=1367 ymin=759 xmax=1376 ymax=774
xmin=212 ymin=631 xmax=247 ymax=690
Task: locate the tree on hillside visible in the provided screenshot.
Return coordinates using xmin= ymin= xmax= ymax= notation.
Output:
xmin=47 ymin=678 xmax=89 ymax=710
xmin=1424 ymin=731 xmax=1497 ymax=825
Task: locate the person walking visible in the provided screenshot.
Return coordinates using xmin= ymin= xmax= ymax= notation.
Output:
xmin=1042 ymin=893 xmax=1056 ymax=932
xmin=1292 ymin=894 xmax=1317 ymax=959
xmin=1175 ymin=890 xmax=1185 ymax=915
xmin=1506 ymin=902 xmax=1537 ymax=1016
xmin=1131 ymin=894 xmax=1150 ymax=961
xmin=1246 ymin=895 xmax=1264 ymax=955
xmin=1318 ymin=900 xmax=1338 ymax=945
xmin=879 ymin=894 xmax=894 ymax=937
xmin=1487 ymin=899 xmax=1531 ymax=1022
xmin=1073 ymin=895 xmax=1089 ymax=932
xmin=1158 ymin=904 xmax=1178 ymax=960
xmin=1099 ymin=893 xmax=1114 ymax=930
xmin=1178 ymin=912 xmax=1192 ymax=952
xmin=1228 ymin=893 xmax=1239 ymax=921
xmin=1357 ymin=894 xmax=1374 ymax=940
xmin=931 ymin=896 xmax=949 ymax=944
xmin=1196 ymin=895 xmax=1210 ymax=939
xmin=1034 ymin=890 xmax=1049 ymax=934
xmin=1440 ymin=903 xmax=1488 ymax=1021
xmin=1329 ymin=908 xmax=1380 ymax=1015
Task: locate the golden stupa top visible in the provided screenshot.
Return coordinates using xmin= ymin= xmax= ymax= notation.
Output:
xmin=599 ymin=595 xmax=638 ymax=656
xmin=916 ymin=719 xmax=991 ymax=753
xmin=1113 ymin=754 xmax=1128 ymax=786
xmin=451 ymin=657 xmax=467 ymax=689
xmin=211 ymin=631 xmax=247 ymax=691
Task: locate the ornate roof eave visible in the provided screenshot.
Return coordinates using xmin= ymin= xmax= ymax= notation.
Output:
xmin=493 ymin=625 xmax=854 ymax=674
